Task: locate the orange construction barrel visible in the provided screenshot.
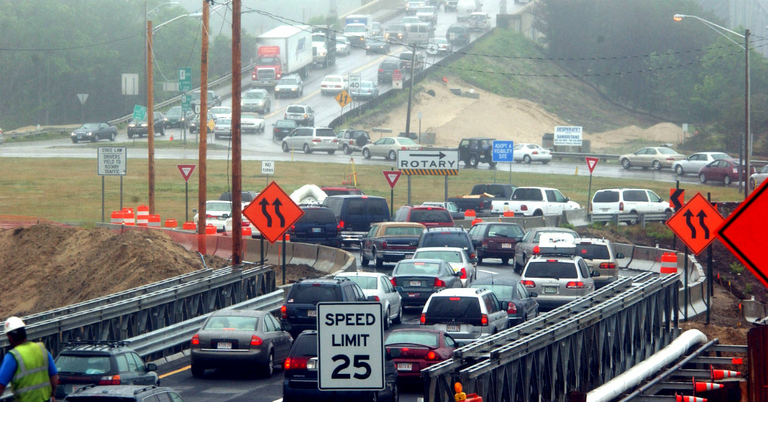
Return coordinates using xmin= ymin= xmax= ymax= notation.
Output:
xmin=660 ymin=252 xmax=677 ymax=274
xmin=464 ymin=209 xmax=476 ymax=218
xmin=503 ymin=211 xmax=515 ymax=217
xmin=205 ymin=224 xmax=217 ymax=235
xmin=182 ymin=221 xmax=196 ymax=230
xmin=111 ymin=211 xmax=123 ymax=225
xmin=471 ymin=218 xmax=483 ymax=226
xmin=164 ymin=219 xmax=178 ymax=228
xmin=148 ymin=214 xmax=161 ymax=228
xmin=242 ymin=226 xmax=252 ymax=237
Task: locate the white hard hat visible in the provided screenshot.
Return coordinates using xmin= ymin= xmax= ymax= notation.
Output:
xmin=4 ymin=317 xmax=25 ymax=333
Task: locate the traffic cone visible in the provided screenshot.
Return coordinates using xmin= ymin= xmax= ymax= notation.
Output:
xmin=170 ymin=132 xmax=174 ymax=141
xmin=711 ymin=367 xmax=741 ymax=380
xmin=676 ymin=393 xmax=707 ymax=402
xmin=694 ymin=381 xmax=724 ymax=392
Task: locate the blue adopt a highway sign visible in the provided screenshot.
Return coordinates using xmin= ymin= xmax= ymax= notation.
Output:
xmin=492 ymin=140 xmax=514 ymax=162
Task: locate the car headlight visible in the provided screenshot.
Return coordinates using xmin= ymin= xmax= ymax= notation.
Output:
xmin=70 ymin=132 xmax=76 ymax=136
xmin=86 ymin=132 xmax=93 ymax=136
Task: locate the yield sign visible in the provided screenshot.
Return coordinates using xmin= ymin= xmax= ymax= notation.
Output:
xmin=585 ymin=157 xmax=599 ymax=174
xmin=243 ymin=181 xmax=304 ymax=244
xmin=718 ymin=178 xmax=768 ymax=288
xmin=383 ymin=170 xmax=402 ymax=189
xmin=177 ymin=164 xmax=196 ymax=182
xmin=666 ymin=192 xmax=723 ymax=255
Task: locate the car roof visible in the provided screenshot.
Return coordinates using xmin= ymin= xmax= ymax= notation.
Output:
xmin=398 ymin=258 xmax=447 ymax=264
xmin=415 ymin=247 xmax=466 ymax=253
xmin=210 ymin=309 xmax=265 ymax=318
xmin=374 ymin=221 xmax=426 ymax=228
xmin=336 ymin=271 xmax=387 ymax=278
xmin=431 ymin=287 xmax=485 ymax=297
xmin=67 ymin=385 xmax=175 ymax=398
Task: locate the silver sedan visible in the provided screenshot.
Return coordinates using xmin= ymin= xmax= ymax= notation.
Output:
xmin=335 ymin=272 xmax=403 ymax=329
xmin=412 ymin=247 xmax=476 ymax=287
xmin=362 ymin=136 xmax=421 ymax=160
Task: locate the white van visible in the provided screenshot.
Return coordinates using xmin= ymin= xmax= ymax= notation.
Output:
xmin=591 ymin=188 xmax=671 ymax=219
xmin=406 ymin=23 xmax=432 ymax=46
xmin=457 ymin=0 xmax=481 ymax=21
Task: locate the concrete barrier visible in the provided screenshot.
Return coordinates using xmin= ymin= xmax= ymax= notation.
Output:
xmin=331 ymin=249 xmax=357 ymax=276
xmin=564 ymin=208 xmax=589 ymax=227
xmin=290 ymin=242 xmax=319 ymax=267
xmin=316 ymin=246 xmax=340 ymax=273
xmin=743 ymin=299 xmax=768 ymax=323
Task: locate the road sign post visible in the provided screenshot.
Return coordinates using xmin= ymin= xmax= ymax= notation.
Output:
xmin=492 ymin=140 xmax=514 ymax=186
xmin=392 ymin=70 xmax=403 ymax=90
xmin=98 ymin=147 xmax=127 ymax=222
xmin=585 ymin=157 xmax=599 ymax=215
xmin=398 ymin=150 xmax=459 ymax=205
xmin=262 ymin=161 xmax=275 ymax=187
xmin=335 ymin=90 xmax=351 ymax=118
xmin=317 ymin=302 xmax=384 ymax=392
xmin=177 ymin=164 xmax=196 ymax=222
xmin=178 ymin=67 xmax=192 ymax=92
xmin=383 ymin=169 xmax=402 ymax=217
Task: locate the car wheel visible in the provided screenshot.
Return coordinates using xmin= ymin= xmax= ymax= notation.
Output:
xmin=303 ymin=144 xmax=311 ymax=154
xmin=260 ymin=125 xmax=265 ymax=133
xmin=524 ymin=155 xmax=532 ymax=164
xmin=327 ymin=150 xmax=336 ymax=155
xmin=501 ymin=257 xmax=509 ymax=265
xmin=514 ymin=259 xmax=522 ymax=274
xmin=282 ymin=142 xmax=289 ymax=152
xmin=542 ymin=160 xmax=550 ymax=165
xmin=274 ymin=93 xmax=279 ymax=99
xmin=344 ymin=144 xmax=352 ymax=155
xmin=699 ymin=173 xmax=707 ymax=184
xmin=724 ymin=175 xmax=732 ymax=186
xmin=393 ymin=305 xmax=403 ymax=324
xmin=621 ymin=158 xmax=631 ymax=170
xmin=665 ymin=208 xmax=672 ymax=219
xmin=91 ymin=135 xmax=98 ymax=143
xmin=675 ymin=165 xmax=684 ymax=176
xmin=363 ymin=148 xmax=371 ymax=159
xmin=388 ymin=150 xmax=396 ymax=160
xmin=533 ymin=209 xmax=543 ymax=217
xmin=477 ymin=257 xmax=483 ymax=264
xmin=384 ymin=307 xmax=391 ymax=330
xmin=191 ymin=362 xmax=205 ymax=378
xmin=750 ymin=178 xmax=756 ymax=190
xmin=261 ymin=350 xmax=275 ymax=378
xmin=110 ymin=132 xmax=116 ymax=142
xmin=71 ymin=138 xmax=78 ymax=144
xmin=628 ymin=210 xmax=639 ymax=226
xmin=469 ymin=154 xmax=479 ymax=168
xmin=390 ymin=381 xmax=400 ymax=402
xmin=361 ymin=249 xmax=369 ymax=266
xmin=652 ymin=160 xmax=662 ymax=171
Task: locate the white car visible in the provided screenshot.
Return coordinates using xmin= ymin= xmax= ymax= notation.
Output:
xmin=240 ymin=113 xmax=265 ymax=134
xmin=412 ymin=247 xmax=476 ymax=287
xmin=336 ymin=36 xmax=351 ymax=56
xmin=224 ymin=217 xmax=258 ymax=237
xmin=193 ymin=200 xmax=232 ymax=232
xmin=428 ymin=37 xmax=452 ymax=55
xmin=213 ymin=117 xmax=231 ymax=139
xmin=751 ymin=165 xmax=768 ymax=190
xmin=491 ymin=187 xmax=580 ymax=217
xmin=591 ymin=188 xmax=671 ymax=220
xmin=208 ymin=106 xmax=232 ymax=119
xmin=320 ymin=75 xmax=349 ymax=95
xmin=334 ymin=272 xmax=403 ymax=328
xmin=513 ymin=143 xmax=552 ymax=164
xmin=672 ymin=151 xmax=730 ymax=177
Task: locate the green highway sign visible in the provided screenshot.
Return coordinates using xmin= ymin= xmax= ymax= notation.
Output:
xmin=181 ymin=93 xmax=191 ymax=111
xmin=178 ymin=67 xmax=192 ymax=92
xmin=132 ymin=105 xmax=147 ymax=122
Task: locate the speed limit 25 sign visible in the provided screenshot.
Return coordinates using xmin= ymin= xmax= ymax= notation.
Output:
xmin=317 ymin=302 xmax=384 ymax=391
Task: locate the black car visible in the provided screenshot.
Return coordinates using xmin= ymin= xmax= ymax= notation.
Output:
xmin=164 ymin=106 xmax=193 ymax=129
xmin=219 ymin=190 xmax=259 ymax=204
xmin=272 ymin=119 xmax=298 ymax=142
xmin=54 ymin=341 xmax=159 ymax=400
xmin=467 ymin=222 xmax=525 ymax=264
xmin=287 ymin=204 xmax=341 ymax=248
xmin=470 ymin=281 xmax=539 ymax=327
xmin=70 ymin=122 xmax=117 ymax=143
xmin=281 ymin=278 xmax=369 ymax=338
xmin=282 ymin=330 xmax=399 ymax=402
xmin=128 ymin=112 xmax=166 ymax=138
xmin=63 ymin=385 xmax=183 ymax=402
xmin=323 ymin=195 xmax=391 ymax=247
xmin=458 ymin=137 xmax=497 ymax=168
xmin=366 ymin=36 xmax=390 ymax=55
xmin=417 ymin=227 xmax=477 ymax=261
xmin=378 ymin=59 xmax=404 ymax=84
xmin=190 ymin=90 xmax=222 ymax=111
xmin=446 ymin=23 xmax=470 ymax=47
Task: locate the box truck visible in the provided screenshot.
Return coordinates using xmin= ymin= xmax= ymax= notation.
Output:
xmin=252 ymin=25 xmax=313 ymax=89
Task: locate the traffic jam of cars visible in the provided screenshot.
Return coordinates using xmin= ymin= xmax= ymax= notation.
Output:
xmin=29 ymin=1 xmax=751 ymax=405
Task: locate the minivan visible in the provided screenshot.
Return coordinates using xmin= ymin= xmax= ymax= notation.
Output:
xmin=591 ymin=188 xmax=671 ymax=221
xmin=323 ymin=195 xmax=391 ymax=246
xmin=406 ymin=23 xmax=432 ymax=46
xmin=420 ymin=287 xmax=507 ymax=346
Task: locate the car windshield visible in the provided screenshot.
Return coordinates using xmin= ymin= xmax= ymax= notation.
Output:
xmin=425 ymin=297 xmax=481 ymax=320
xmin=532 ymin=231 xmax=576 ymax=243
xmin=287 ymin=106 xmax=306 ymax=113
xmin=360 ymin=82 xmax=374 ymax=89
xmin=316 ymin=128 xmax=336 ymax=137
xmin=245 ymin=92 xmax=265 ymax=100
xmin=381 ymin=226 xmax=423 ymax=236
xmin=525 ymin=262 xmax=578 ymax=278
xmin=325 ymin=77 xmax=342 ymax=82
xmin=210 ymin=108 xmax=230 ymax=114
xmin=575 ymin=244 xmax=611 ymax=260
xmin=488 ymin=224 xmax=524 ymax=238
xmin=395 ymin=138 xmax=418 ymax=145
xmin=279 ymin=79 xmax=298 ymax=85
xmin=167 ymin=107 xmax=180 ymax=115
xmin=511 ymin=188 xmax=543 ymax=201
xmin=657 ymin=148 xmax=679 ymax=155
xmin=421 ymin=233 xmax=468 ymax=248
xmin=335 ymin=275 xmax=377 ymax=290
xmin=207 ymin=202 xmax=231 ymax=212
xmin=345 ymin=24 xmax=366 ymax=32
xmin=203 ymin=316 xmax=259 ymax=331
xmin=711 ymin=153 xmax=729 ymax=160
xmin=299 ymin=208 xmax=336 ymax=223
xmin=256 ymin=57 xmax=280 ymax=66
xmin=410 ymin=209 xmax=452 ymax=223
xmin=414 ymin=250 xmax=463 ymax=262
xmin=385 ymin=331 xmax=438 ymax=347
xmin=473 ymin=284 xmax=515 ymax=300
xmin=276 ymin=120 xmax=296 ymax=128
xmin=395 ymin=262 xmax=440 ymax=275
xmin=56 ymin=355 xmax=111 ymax=375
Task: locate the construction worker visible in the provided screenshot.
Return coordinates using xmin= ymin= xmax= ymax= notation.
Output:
xmin=0 ymin=317 xmax=58 ymax=402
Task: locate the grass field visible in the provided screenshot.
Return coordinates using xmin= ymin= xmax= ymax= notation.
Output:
xmin=0 ymin=157 xmax=745 ymax=227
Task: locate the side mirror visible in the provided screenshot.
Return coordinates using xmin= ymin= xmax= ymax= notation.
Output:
xmin=387 ymin=348 xmax=401 ymax=360
xmin=454 ymin=272 xmax=462 ymax=277
xmin=616 ymin=253 xmax=625 ymax=259
xmin=192 ymin=209 xmax=198 ymax=214
xmin=472 ymin=239 xmax=480 ymax=247
xmin=146 ymin=363 xmax=158 ymax=372
xmin=366 ymin=295 xmax=379 ymax=302
xmin=529 ymin=292 xmax=538 ymax=298
xmin=591 ymin=270 xmax=601 ymax=277
xmin=281 ymin=321 xmax=292 ymax=332
xmin=500 ymin=301 xmax=509 ymax=310
xmin=469 ymin=257 xmax=478 ymax=264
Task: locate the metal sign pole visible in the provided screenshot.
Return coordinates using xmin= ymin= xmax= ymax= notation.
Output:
xmin=120 ymin=176 xmax=123 ymax=213
xmin=102 ymin=176 xmax=105 ymax=223
xmin=684 ymin=245 xmax=689 ymax=322
xmin=509 ymin=162 xmax=512 ymax=185
xmin=407 ymin=175 xmax=411 ymax=205
xmin=282 ymin=235 xmax=287 ymax=285
xmin=707 ymin=192 xmax=713 ymax=324
xmin=185 ymin=182 xmax=189 ymax=222
xmin=444 ymin=175 xmax=448 ymax=202
xmin=587 ymin=173 xmax=593 ymax=217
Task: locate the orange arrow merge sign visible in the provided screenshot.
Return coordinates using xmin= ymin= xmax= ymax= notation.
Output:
xmin=665 ymin=192 xmax=723 ymax=255
xmin=243 ymin=182 xmax=304 ymax=244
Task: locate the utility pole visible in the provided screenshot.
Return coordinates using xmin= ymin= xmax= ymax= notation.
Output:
xmin=198 ymin=0 xmax=210 ymax=254
xmin=232 ymin=0 xmax=243 ymax=265
xmin=147 ymin=20 xmax=156 ymax=214
xmin=744 ymin=29 xmax=751 ymax=198
xmin=405 ymin=44 xmax=416 ymax=135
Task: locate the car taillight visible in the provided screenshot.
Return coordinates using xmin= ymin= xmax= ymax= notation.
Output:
xmin=482 ymin=240 xmax=488 ymax=248
xmin=312 ymin=138 xmax=321 ymax=143
xmin=206 ymin=214 xmax=215 ymax=219
xmin=99 ymin=375 xmax=121 ymax=385
xmin=733 ymin=168 xmax=738 ymax=174
xmin=533 ymin=245 xmax=540 ymax=254
xmin=481 ymin=314 xmax=489 ymax=326
xmin=378 ymin=68 xmax=384 ymax=72
xmin=303 ymin=114 xmax=308 ymax=119
xmin=372 ymin=295 xmax=380 ymax=301
xmin=381 ymin=241 xmax=387 ymax=249
xmin=251 ymin=335 xmax=263 ymax=346
xmin=566 ymin=281 xmax=585 ymax=289
xmin=339 ymin=220 xmax=345 ymax=229
xmin=333 ymin=138 xmax=338 ymax=143
xmin=521 ymin=280 xmax=536 ymax=288
xmin=191 ymin=334 xmax=200 ymax=345
xmin=600 ymin=262 xmax=616 ymax=269
xmin=460 ymin=268 xmax=467 ymax=279
xmin=619 ymin=202 xmax=624 ymax=211
xmin=420 ymin=313 xmax=426 ymax=324
xmin=507 ymin=302 xmax=518 ymax=314
xmin=390 ymin=277 xmax=397 ymax=286
xmin=281 ymin=305 xmax=287 ymax=319
xmin=434 ymin=278 xmax=446 ymax=287
xmin=426 ymin=351 xmax=437 ymax=360
xmin=532 ymin=151 xmax=538 ymax=155
xmin=521 ymin=205 xmax=528 ymax=211
xmin=469 ymin=252 xmax=476 ymax=260
xmin=284 ymin=113 xmax=287 ymax=119
xmin=274 ymin=128 xmax=279 ymax=133
xmin=284 ymin=356 xmax=309 ymax=370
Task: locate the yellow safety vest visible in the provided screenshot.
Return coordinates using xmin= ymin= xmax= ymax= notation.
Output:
xmin=9 ymin=341 xmax=52 ymax=402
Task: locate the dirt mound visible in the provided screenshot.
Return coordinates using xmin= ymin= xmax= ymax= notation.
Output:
xmin=353 ymin=79 xmax=681 ymax=150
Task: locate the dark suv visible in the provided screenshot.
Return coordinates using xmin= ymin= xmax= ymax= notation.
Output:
xmin=459 ymin=137 xmax=496 ymax=168
xmin=282 ymin=330 xmax=399 ymax=402
xmin=54 ymin=341 xmax=159 ymax=400
xmin=127 ymin=112 xmax=166 ymax=138
xmin=337 ymin=129 xmax=371 ymax=155
xmin=323 ymin=195 xmax=391 ymax=247
xmin=394 ymin=205 xmax=454 ymax=228
xmin=378 ymin=59 xmax=405 ymax=84
xmin=288 ymin=205 xmax=342 ymax=247
xmin=284 ymin=104 xmax=315 ymax=126
xmin=281 ymin=278 xmax=369 ymax=338
xmin=446 ymin=23 xmax=470 ymax=47
xmin=64 ymin=385 xmax=183 ymax=402
xmin=417 ymin=227 xmax=477 ymax=261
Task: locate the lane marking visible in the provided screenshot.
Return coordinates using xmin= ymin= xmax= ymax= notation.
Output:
xmin=478 ymin=270 xmax=498 ymax=275
xmin=160 ymin=365 xmax=190 ymax=379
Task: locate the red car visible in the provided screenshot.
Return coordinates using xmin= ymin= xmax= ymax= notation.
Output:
xmin=394 ymin=205 xmax=454 ymax=228
xmin=698 ymin=158 xmax=756 ymax=186
xmin=384 ymin=328 xmax=457 ymax=380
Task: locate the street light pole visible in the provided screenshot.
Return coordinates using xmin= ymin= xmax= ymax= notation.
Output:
xmin=232 ymin=0 xmax=243 ymax=265
xmin=673 ymin=14 xmax=750 ymax=199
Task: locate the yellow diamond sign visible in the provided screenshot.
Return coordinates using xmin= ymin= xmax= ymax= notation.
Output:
xmin=335 ymin=90 xmax=351 ymax=108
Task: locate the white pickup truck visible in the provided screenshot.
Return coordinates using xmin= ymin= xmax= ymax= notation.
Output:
xmin=491 ymin=187 xmax=581 ymax=217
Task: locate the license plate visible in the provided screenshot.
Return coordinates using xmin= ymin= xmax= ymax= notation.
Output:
xmin=312 ymin=228 xmax=322 ymax=233
xmin=308 ymin=309 xmax=317 ymax=317
xmin=217 ymin=342 xmax=232 ymax=349
xmin=409 ymin=281 xmax=421 ymax=287
xmin=397 ymin=363 xmax=413 ymax=371
xmin=447 ymin=324 xmax=461 ymax=332
xmin=501 ymin=243 xmax=512 ymax=249
xmin=543 ymin=286 xmax=558 ymax=294
xmin=408 ymin=293 xmax=420 ymax=298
